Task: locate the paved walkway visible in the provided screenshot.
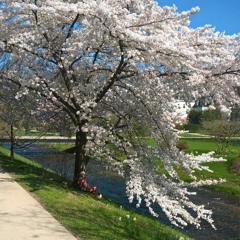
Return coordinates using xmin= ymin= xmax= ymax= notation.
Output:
xmin=0 ymin=167 xmax=79 ymax=240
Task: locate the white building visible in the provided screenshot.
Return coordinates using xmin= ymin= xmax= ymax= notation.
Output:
xmin=173 ymin=96 xmax=213 ymax=124
xmin=172 ymin=99 xmax=195 ymax=124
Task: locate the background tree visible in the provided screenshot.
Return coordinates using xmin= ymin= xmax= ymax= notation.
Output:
xmin=202 ymin=120 xmax=240 ymax=152
xmin=0 ymin=0 xmax=240 ymax=228
xmin=0 ymin=81 xmax=36 ymax=159
xmin=188 ymin=110 xmax=202 ymax=125
xmin=230 ymin=87 xmax=240 ymax=122
xmin=188 ymin=108 xmax=222 ymax=125
xmin=0 ymin=79 xmax=67 ymax=158
xmin=201 ymin=108 xmax=222 ymax=122
xmin=33 ymin=98 xmax=74 ymax=136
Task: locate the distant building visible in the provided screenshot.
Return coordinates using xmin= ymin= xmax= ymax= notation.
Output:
xmin=173 ymin=96 xmax=213 ymax=124
xmin=191 ymin=96 xmax=213 ymax=112
xmin=172 ymin=99 xmax=195 ymax=124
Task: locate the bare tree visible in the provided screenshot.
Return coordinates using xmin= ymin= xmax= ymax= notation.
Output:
xmin=0 ymin=81 xmax=34 ymax=159
xmin=202 ymin=120 xmax=240 ymax=152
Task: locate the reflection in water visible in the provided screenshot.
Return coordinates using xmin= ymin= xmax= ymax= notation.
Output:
xmin=4 ymin=143 xmax=240 ymax=240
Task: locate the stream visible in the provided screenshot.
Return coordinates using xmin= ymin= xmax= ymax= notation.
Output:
xmin=3 ymin=142 xmax=240 ymax=240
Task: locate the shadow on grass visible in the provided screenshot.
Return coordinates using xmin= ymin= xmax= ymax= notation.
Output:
xmin=0 ymin=151 xmax=71 ymax=193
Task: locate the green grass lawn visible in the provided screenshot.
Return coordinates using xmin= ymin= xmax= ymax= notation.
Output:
xmin=179 ymin=138 xmax=240 ymax=195
xmin=145 ymin=136 xmax=240 ymax=196
xmin=0 ymin=147 xmax=191 ymax=240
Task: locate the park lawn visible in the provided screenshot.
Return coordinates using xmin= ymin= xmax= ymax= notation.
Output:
xmin=146 ymin=137 xmax=240 ymax=196
xmin=0 ymin=147 xmax=191 ymax=240
xmin=179 ymin=138 xmax=240 ymax=196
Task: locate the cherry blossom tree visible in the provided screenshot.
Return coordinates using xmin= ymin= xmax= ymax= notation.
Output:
xmin=33 ymin=97 xmax=73 ymax=135
xmin=0 ymin=0 xmax=239 ymax=229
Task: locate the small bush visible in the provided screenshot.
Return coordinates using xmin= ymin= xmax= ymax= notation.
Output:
xmin=184 ymin=124 xmax=201 ymax=133
xmin=175 ymin=124 xmax=185 ymax=131
xmin=176 ymin=142 xmax=188 ymax=151
xmin=231 ymin=157 xmax=240 ymax=175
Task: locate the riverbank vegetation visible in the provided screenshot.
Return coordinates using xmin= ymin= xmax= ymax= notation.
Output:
xmin=45 ymin=135 xmax=240 ymax=197
xmin=0 ymin=147 xmax=191 ymax=240
xmin=180 ymin=137 xmax=240 ymax=196
xmin=148 ymin=137 xmax=240 ymax=196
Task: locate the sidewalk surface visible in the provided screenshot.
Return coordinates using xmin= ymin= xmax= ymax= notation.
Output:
xmin=0 ymin=167 xmax=79 ymax=240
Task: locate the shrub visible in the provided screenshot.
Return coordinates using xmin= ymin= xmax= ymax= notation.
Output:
xmin=200 ymin=109 xmax=222 ymax=122
xmin=184 ymin=124 xmax=201 ymax=133
xmin=176 ymin=142 xmax=188 ymax=151
xmin=231 ymin=157 xmax=240 ymax=175
xmin=175 ymin=124 xmax=185 ymax=131
xmin=188 ymin=110 xmax=202 ymax=124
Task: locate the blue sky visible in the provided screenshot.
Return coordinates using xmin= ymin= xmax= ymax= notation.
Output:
xmin=156 ymin=0 xmax=240 ymax=35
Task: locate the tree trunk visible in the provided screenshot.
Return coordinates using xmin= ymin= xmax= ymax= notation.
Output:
xmin=73 ymin=129 xmax=90 ymax=186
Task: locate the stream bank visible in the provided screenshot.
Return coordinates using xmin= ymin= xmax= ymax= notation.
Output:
xmin=3 ymin=143 xmax=240 ymax=240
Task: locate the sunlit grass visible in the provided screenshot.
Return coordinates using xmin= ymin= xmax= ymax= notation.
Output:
xmin=0 ymin=147 xmax=191 ymax=240
xmin=178 ymin=138 xmax=240 ymax=195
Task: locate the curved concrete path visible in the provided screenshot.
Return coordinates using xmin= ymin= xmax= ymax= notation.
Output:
xmin=0 ymin=167 xmax=79 ymax=240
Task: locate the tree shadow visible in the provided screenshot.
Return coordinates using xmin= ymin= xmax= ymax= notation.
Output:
xmin=0 ymin=151 xmax=72 ymax=193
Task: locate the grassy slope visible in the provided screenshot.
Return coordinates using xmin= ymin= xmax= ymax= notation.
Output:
xmin=179 ymin=138 xmax=240 ymax=195
xmin=0 ymin=147 xmax=190 ymax=240
xmin=146 ymin=137 xmax=240 ymax=196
